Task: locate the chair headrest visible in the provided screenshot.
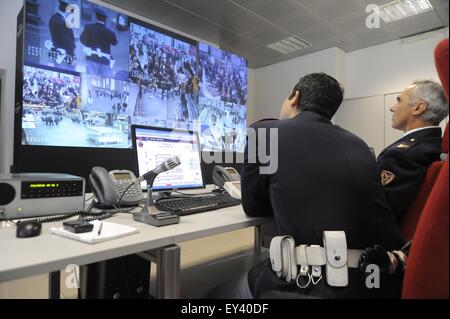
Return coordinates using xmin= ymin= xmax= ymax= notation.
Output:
xmin=434 ymin=38 xmax=449 ymax=101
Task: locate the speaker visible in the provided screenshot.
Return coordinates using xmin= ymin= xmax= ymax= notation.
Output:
xmin=79 ymin=254 xmax=151 ymax=299
xmin=0 ymin=183 xmax=16 ymax=206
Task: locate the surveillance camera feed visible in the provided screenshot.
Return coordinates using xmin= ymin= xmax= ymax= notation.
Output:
xmin=21 ymin=0 xmax=247 ymax=152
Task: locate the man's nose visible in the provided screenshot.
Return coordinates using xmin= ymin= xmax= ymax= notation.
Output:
xmin=390 ymin=105 xmax=396 ymax=113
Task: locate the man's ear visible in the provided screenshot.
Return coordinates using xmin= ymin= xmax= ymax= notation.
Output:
xmin=412 ymin=101 xmax=429 ymax=116
xmin=289 ymin=90 xmax=300 ymax=108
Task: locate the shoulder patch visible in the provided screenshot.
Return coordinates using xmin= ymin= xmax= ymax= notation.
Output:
xmin=381 ymin=170 xmax=396 ymax=186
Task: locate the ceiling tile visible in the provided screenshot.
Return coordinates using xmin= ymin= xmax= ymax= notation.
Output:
xmin=333 ymin=12 xmax=369 ymax=33
xmin=215 ymin=11 xmax=267 ymax=34
xmin=195 ymin=25 xmax=240 ymax=44
xmin=101 ymin=0 xmax=449 ymax=69
xmin=429 ymin=0 xmax=449 ymax=25
xmin=314 ymin=0 xmax=361 ymax=20
xmin=279 ymin=13 xmax=323 ymax=34
xmin=240 ymin=26 xmax=290 ymax=46
xmin=231 ymin=0 xmax=306 ymax=22
xmin=164 ymin=0 xmax=242 ymax=22
xmin=386 ymin=10 xmax=444 ymax=37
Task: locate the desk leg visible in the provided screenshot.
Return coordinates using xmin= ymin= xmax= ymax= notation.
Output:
xmin=254 ymin=225 xmax=262 ymax=256
xmin=156 ymin=245 xmax=180 ymax=299
xmin=49 ymin=271 xmax=60 ymax=299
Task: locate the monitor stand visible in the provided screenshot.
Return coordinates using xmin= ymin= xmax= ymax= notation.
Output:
xmin=133 ymin=189 xmax=179 ymax=227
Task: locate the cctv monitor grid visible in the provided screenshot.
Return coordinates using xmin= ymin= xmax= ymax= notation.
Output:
xmin=21 ymin=0 xmax=248 ymax=152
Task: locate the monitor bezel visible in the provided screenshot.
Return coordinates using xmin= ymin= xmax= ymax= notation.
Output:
xmin=131 ymin=124 xmax=206 ymax=192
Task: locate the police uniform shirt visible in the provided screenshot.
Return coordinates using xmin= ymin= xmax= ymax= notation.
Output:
xmin=377 ymin=127 xmax=442 ymax=220
xmin=242 ymin=111 xmax=404 ymax=298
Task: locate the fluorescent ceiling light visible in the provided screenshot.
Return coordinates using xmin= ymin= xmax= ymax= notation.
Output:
xmin=379 ymin=0 xmax=434 ymax=23
xmin=267 ymin=36 xmax=311 ymax=55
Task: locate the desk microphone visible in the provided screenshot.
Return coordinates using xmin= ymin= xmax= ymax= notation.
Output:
xmin=134 ymin=156 xmax=182 ymax=227
xmin=137 ymin=156 xmax=181 ymax=183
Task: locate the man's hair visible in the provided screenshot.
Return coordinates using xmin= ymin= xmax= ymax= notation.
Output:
xmin=59 ymin=0 xmax=69 ymax=12
xmin=95 ymin=8 xmax=107 ymax=22
xmin=289 ymin=73 xmax=344 ymax=119
xmin=409 ymin=80 xmax=448 ymax=125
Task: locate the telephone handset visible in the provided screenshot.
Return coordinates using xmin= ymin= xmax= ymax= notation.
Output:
xmin=212 ymin=165 xmax=241 ymax=199
xmin=89 ymin=167 xmax=143 ymax=208
xmin=212 ymin=166 xmax=241 ymax=187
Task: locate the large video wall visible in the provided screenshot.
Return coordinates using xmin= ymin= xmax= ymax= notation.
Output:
xmin=21 ymin=0 xmax=247 ymax=152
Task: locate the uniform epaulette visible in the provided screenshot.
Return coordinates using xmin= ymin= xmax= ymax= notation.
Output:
xmin=395 ymin=138 xmax=418 ymax=151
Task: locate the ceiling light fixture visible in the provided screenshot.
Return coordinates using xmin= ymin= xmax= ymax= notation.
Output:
xmin=379 ymin=0 xmax=434 ymax=23
xmin=267 ymin=36 xmax=311 ymax=54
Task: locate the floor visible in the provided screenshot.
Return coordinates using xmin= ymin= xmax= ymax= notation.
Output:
xmin=0 ymin=227 xmax=267 ymax=299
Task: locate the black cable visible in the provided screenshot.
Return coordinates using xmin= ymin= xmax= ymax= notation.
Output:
xmin=12 ymin=205 xmax=135 ymax=225
xmin=34 ymin=210 xmax=112 ymax=224
xmin=117 ymin=181 xmax=136 ymax=211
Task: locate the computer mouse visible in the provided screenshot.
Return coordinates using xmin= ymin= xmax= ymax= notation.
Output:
xmin=16 ymin=220 xmax=42 ymax=238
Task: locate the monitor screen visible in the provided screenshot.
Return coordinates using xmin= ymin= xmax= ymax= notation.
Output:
xmin=132 ymin=125 xmax=204 ymax=191
xmin=21 ymin=0 xmax=198 ymax=149
xmin=197 ymin=43 xmax=247 ymax=152
xmin=14 ymin=0 xmax=248 ymax=179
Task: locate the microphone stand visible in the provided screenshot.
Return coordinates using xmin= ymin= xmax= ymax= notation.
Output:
xmin=133 ymin=176 xmax=180 ymax=227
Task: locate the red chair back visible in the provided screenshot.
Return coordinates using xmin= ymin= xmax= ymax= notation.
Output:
xmin=401 ymin=38 xmax=449 ymax=299
xmin=400 ymin=161 xmax=443 ymax=240
xmin=402 ymin=159 xmax=449 ymax=298
xmin=400 ymin=124 xmax=449 ymax=240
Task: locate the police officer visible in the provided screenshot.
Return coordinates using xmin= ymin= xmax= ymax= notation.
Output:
xmin=80 ymin=7 xmax=118 ymax=78
xmin=206 ymin=73 xmax=404 ymax=299
xmin=377 ymin=80 xmax=448 ymax=220
xmin=49 ymin=0 xmax=76 ymax=65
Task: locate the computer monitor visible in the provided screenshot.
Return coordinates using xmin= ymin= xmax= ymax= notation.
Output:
xmin=131 ymin=125 xmax=204 ymax=191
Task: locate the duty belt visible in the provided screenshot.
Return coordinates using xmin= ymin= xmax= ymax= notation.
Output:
xmin=270 ymin=231 xmax=363 ymax=288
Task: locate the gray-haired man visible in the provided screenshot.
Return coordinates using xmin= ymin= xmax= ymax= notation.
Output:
xmin=378 ymin=80 xmax=448 ymax=220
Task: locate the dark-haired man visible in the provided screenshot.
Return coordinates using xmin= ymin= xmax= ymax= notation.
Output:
xmin=377 ymin=80 xmax=447 ymax=220
xmin=207 ymin=73 xmax=404 ymax=299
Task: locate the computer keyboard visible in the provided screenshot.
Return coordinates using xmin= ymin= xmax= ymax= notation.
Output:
xmin=154 ymin=192 xmax=242 ymax=216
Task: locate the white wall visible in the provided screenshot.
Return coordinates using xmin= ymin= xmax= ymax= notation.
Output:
xmin=251 ymin=47 xmax=346 ymax=122
xmin=0 ymin=0 xmax=22 ymax=173
xmin=251 ymin=28 xmax=448 ymax=150
xmin=251 ymin=28 xmax=448 ymax=123
xmin=345 ymin=28 xmax=449 ymax=99
xmin=333 ymin=95 xmax=386 ymax=156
